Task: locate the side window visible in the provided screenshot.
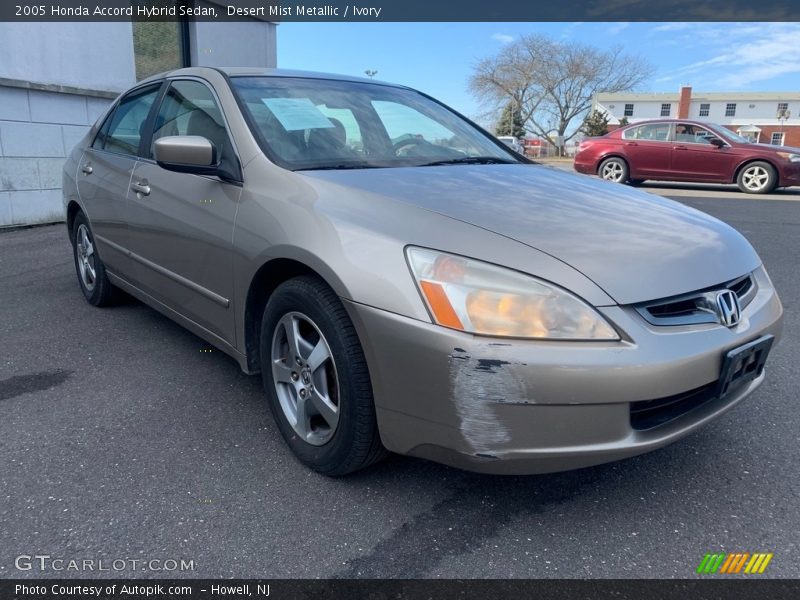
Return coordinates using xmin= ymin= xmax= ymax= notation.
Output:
xmin=674 ymin=124 xmax=714 ymax=144
xmin=623 ymin=123 xmax=671 ymax=142
xmin=100 ymin=86 xmax=160 ymax=157
xmin=91 ymin=109 xmax=115 ymax=150
xmin=151 ymin=80 xmax=231 ymax=163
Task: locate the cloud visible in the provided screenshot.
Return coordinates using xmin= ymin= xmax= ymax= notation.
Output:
xmin=652 ymin=23 xmax=800 ymax=89
xmin=559 ymin=22 xmax=584 ymax=39
xmin=651 ymin=22 xmax=694 ymax=32
xmin=607 ymin=22 xmax=630 ymax=36
xmin=491 ymin=33 xmax=514 ymax=44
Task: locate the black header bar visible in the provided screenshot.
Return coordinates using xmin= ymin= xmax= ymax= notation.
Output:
xmin=2 ymin=0 xmax=799 ymax=22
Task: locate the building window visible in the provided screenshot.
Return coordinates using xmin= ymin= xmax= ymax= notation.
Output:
xmin=771 ymin=132 xmax=785 ymax=145
xmin=132 ymin=21 xmax=188 ymax=81
xmin=699 ymin=103 xmax=710 ymax=117
xmin=725 ymin=103 xmax=737 ymax=117
xmin=624 ymin=103 xmax=634 ymax=117
xmin=660 ymin=103 xmax=671 ymax=117
xmin=777 ymin=102 xmax=789 ymax=112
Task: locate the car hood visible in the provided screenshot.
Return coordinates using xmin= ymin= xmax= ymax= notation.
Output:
xmin=301 ymin=164 xmax=761 ymax=305
xmin=751 ymin=143 xmax=800 ymax=154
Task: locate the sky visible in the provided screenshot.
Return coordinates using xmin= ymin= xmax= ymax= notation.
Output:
xmin=276 ymin=22 xmax=800 ymax=126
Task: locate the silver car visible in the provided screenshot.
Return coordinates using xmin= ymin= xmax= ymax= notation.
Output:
xmin=63 ymin=68 xmax=784 ymax=475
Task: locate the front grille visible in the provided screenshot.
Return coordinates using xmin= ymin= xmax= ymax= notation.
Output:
xmin=636 ymin=273 xmax=756 ymax=326
xmin=630 ymin=382 xmax=718 ymax=430
xmin=729 ymin=274 xmax=753 ymax=298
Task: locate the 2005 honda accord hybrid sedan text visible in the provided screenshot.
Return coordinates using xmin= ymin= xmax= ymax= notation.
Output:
xmin=63 ymin=68 xmax=784 ymax=475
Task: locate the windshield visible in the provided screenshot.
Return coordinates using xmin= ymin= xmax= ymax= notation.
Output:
xmin=706 ymin=123 xmax=750 ymax=144
xmin=230 ymin=76 xmax=519 ymax=170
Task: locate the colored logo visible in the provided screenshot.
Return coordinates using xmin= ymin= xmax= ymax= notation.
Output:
xmin=697 ymin=552 xmax=773 ymax=574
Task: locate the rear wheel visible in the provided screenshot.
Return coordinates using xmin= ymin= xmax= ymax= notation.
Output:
xmin=737 ymin=161 xmax=777 ymax=194
xmin=598 ymin=157 xmax=629 ymax=184
xmin=260 ymin=276 xmax=386 ymax=475
xmin=71 ymin=212 xmax=119 ymax=306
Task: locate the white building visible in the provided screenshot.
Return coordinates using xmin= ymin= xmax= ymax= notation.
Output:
xmin=0 ymin=7 xmax=277 ymax=227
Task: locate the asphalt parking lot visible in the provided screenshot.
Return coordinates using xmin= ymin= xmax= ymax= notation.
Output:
xmin=1 ymin=191 xmax=798 ymax=579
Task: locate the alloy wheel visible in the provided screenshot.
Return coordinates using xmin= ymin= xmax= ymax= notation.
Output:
xmin=75 ymin=224 xmax=97 ymax=291
xmin=741 ymin=165 xmax=770 ymax=192
xmin=601 ymin=161 xmax=625 ymax=182
xmin=270 ymin=312 xmax=340 ymax=446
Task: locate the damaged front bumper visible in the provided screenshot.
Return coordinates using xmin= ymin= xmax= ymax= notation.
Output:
xmin=343 ymin=269 xmax=783 ymax=475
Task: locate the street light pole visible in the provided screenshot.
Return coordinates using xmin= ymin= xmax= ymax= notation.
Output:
xmin=364 ymin=69 xmax=378 ymax=79
xmin=777 ymin=107 xmax=790 ymax=144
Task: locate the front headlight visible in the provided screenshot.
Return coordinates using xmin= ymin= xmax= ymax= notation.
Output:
xmin=776 ymin=152 xmax=800 ymax=163
xmin=406 ymin=247 xmax=619 ymax=340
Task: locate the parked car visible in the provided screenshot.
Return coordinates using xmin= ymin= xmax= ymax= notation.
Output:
xmin=63 ymin=69 xmax=783 ymax=475
xmin=574 ymin=119 xmax=800 ymax=194
xmin=497 ymin=135 xmax=524 ymax=154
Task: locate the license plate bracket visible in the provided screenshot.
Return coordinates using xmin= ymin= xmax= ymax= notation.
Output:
xmin=717 ymin=335 xmax=774 ymax=400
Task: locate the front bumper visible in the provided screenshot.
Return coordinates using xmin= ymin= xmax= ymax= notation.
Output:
xmin=778 ymin=162 xmax=800 ymax=187
xmin=344 ymin=267 xmax=783 ymax=474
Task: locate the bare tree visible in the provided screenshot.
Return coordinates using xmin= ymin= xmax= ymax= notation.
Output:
xmin=470 ymin=34 xmax=652 ymax=154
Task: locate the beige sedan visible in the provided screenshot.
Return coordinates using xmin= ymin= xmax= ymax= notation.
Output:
xmin=63 ymin=68 xmax=783 ymax=475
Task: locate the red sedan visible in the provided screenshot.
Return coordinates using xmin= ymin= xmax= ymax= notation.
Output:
xmin=574 ymin=119 xmax=800 ymax=194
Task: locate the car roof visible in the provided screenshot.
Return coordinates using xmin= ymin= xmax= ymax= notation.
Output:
xmin=138 ymin=66 xmax=406 ymax=88
xmin=619 ymin=119 xmax=715 ymax=127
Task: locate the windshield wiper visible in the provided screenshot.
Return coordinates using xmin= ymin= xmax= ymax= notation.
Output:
xmin=295 ymin=163 xmax=384 ymax=172
xmin=418 ymin=156 xmax=517 ymax=167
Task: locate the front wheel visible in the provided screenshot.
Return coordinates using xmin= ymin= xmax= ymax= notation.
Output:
xmin=737 ymin=161 xmax=777 ymax=194
xmin=260 ymin=276 xmax=386 ymax=476
xmin=598 ymin=157 xmax=629 ymax=184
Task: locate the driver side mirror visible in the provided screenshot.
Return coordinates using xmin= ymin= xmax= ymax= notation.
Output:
xmin=154 ymin=135 xmax=218 ymax=174
xmin=708 ymin=137 xmax=725 ymax=148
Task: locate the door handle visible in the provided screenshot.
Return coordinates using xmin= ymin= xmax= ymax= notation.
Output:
xmin=673 ymin=145 xmax=688 ymax=150
xmin=625 ymin=142 xmax=638 ymax=146
xmin=131 ymin=181 xmax=151 ymax=196
xmin=81 ymin=164 xmax=93 ymax=175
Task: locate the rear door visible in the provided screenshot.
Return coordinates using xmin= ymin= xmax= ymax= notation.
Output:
xmin=76 ymin=84 xmax=162 ymax=275
xmin=125 ymin=78 xmax=242 ymax=346
xmin=620 ymin=122 xmax=673 ymax=178
xmin=670 ymin=123 xmax=738 ymax=181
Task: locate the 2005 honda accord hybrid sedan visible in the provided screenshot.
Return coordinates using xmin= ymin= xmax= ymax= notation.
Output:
xmin=63 ymin=68 xmax=784 ymax=475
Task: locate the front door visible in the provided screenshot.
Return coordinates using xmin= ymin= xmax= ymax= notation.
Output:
xmin=670 ymin=123 xmax=738 ymax=182
xmin=126 ymin=79 xmax=242 ymax=346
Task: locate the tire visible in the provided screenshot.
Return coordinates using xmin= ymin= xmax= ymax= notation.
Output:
xmin=71 ymin=212 xmax=119 ymax=306
xmin=598 ymin=157 xmax=629 ymax=184
xmin=737 ymin=161 xmax=777 ymax=194
xmin=260 ymin=275 xmax=386 ymax=476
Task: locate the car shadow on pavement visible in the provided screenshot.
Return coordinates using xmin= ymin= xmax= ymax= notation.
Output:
xmin=639 ymin=181 xmax=800 ymax=196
